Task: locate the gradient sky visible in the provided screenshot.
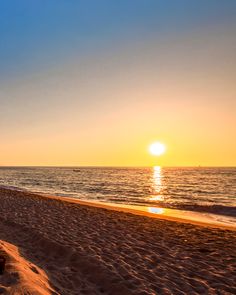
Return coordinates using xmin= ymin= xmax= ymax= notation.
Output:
xmin=0 ymin=0 xmax=236 ymax=166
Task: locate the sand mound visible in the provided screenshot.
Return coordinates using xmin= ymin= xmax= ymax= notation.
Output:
xmin=0 ymin=241 xmax=57 ymax=294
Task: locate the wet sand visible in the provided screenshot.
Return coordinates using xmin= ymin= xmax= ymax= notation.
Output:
xmin=0 ymin=187 xmax=235 ymax=294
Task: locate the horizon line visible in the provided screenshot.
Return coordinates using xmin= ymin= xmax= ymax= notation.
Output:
xmin=0 ymin=165 xmax=235 ymax=168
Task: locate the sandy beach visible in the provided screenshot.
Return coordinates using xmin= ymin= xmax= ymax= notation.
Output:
xmin=0 ymin=187 xmax=235 ymax=294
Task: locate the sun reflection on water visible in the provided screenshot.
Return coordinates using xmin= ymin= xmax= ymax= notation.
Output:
xmin=148 ymin=166 xmax=164 ymax=202
xmin=148 ymin=207 xmax=165 ymax=214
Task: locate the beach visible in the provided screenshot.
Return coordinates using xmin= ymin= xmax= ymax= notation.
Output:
xmin=0 ymin=187 xmax=235 ymax=294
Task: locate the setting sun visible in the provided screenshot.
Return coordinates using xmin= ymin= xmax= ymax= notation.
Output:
xmin=149 ymin=142 xmax=166 ymax=156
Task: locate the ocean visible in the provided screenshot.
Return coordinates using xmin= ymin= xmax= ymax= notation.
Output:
xmin=0 ymin=166 xmax=235 ymax=225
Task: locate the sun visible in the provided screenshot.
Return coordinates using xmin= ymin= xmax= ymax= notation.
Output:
xmin=149 ymin=142 xmax=166 ymax=156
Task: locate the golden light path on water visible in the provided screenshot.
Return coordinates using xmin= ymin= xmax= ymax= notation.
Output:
xmin=147 ymin=166 xmax=165 ymax=214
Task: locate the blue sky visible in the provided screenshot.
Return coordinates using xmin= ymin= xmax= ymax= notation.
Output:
xmin=1 ymin=0 xmax=236 ymax=79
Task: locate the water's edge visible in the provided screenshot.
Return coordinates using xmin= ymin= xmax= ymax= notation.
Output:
xmin=1 ymin=184 xmax=235 ymax=229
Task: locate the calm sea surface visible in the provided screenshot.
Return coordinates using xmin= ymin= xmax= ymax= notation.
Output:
xmin=0 ymin=167 xmax=235 ymax=224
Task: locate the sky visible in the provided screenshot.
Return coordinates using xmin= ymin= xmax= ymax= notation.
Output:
xmin=0 ymin=0 xmax=236 ymax=166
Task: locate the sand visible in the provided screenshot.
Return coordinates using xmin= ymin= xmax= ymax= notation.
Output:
xmin=0 ymin=187 xmax=235 ymax=294
xmin=0 ymin=240 xmax=57 ymax=294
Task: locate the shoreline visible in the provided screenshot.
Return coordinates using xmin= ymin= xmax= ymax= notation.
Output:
xmin=26 ymin=190 xmax=236 ymax=231
xmin=1 ymin=185 xmax=235 ymax=230
xmin=0 ymin=187 xmax=236 ymax=294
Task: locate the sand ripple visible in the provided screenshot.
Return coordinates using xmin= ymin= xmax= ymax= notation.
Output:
xmin=0 ymin=188 xmax=235 ymax=294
